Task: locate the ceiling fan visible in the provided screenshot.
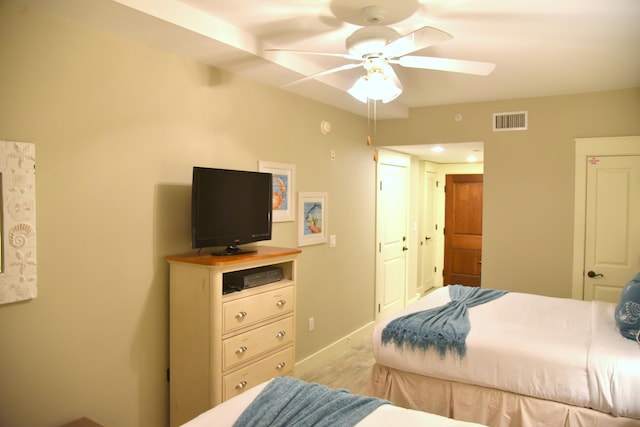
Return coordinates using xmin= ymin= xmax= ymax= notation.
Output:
xmin=268 ymin=6 xmax=496 ymax=103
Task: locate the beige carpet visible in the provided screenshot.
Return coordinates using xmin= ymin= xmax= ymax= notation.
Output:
xmin=298 ymin=339 xmax=375 ymax=396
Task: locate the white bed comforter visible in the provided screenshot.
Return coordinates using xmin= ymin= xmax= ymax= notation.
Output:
xmin=372 ymin=287 xmax=640 ymax=419
xmin=180 ymin=379 xmax=487 ymax=427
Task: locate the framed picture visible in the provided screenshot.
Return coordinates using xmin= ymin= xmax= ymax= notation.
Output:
xmin=298 ymin=192 xmax=328 ymax=247
xmin=258 ymin=161 xmax=295 ymax=222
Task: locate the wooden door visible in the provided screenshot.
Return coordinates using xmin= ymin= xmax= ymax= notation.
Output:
xmin=375 ymin=150 xmax=409 ymax=319
xmin=443 ymin=174 xmax=483 ymax=287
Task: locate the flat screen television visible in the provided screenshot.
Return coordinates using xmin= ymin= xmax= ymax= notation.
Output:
xmin=191 ymin=167 xmax=272 ymax=255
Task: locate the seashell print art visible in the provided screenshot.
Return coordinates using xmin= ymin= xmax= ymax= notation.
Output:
xmin=9 ymin=169 xmax=31 ymax=190
xmin=0 ymin=140 xmax=37 ymax=305
xmin=7 ymin=195 xmax=35 ymax=222
xmin=8 ymin=223 xmax=34 ymax=248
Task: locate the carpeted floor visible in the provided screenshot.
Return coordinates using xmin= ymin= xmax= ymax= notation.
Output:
xmin=298 ymin=339 xmax=375 ymax=396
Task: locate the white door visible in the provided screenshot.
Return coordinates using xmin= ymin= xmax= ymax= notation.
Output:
xmin=376 ymin=150 xmax=409 ymax=319
xmin=584 ymin=155 xmax=640 ymax=302
xmin=573 ymin=136 xmax=640 ymax=301
xmin=419 ymin=170 xmax=437 ymax=295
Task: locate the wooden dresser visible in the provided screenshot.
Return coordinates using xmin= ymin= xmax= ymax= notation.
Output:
xmin=167 ymin=246 xmax=301 ymax=427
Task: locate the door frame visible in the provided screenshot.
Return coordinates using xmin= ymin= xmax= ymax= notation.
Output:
xmin=572 ymin=136 xmax=640 ymax=299
xmin=418 ymin=169 xmax=437 ymax=295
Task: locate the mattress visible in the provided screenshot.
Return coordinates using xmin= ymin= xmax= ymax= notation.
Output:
xmin=180 ymin=378 xmax=488 ymax=427
xmin=372 ymin=287 xmax=640 ymax=419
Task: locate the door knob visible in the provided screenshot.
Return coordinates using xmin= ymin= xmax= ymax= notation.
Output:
xmin=587 ymin=270 xmax=604 ymax=278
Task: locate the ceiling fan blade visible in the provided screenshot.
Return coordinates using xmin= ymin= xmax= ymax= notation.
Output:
xmin=382 ymin=63 xmax=403 ymax=90
xmin=395 ymin=56 xmax=496 ymax=75
xmin=265 ymin=48 xmax=360 ymax=61
xmin=381 ymin=26 xmax=453 ymax=58
xmin=282 ymin=62 xmax=363 ymax=87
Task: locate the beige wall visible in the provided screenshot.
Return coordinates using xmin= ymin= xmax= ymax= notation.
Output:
xmin=376 ymin=88 xmax=640 ymax=297
xmin=0 ymin=2 xmax=375 ymax=426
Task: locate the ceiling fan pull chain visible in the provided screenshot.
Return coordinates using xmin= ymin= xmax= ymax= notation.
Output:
xmin=367 ymin=98 xmax=372 ymax=143
xmin=373 ymin=99 xmax=378 ymax=141
xmin=366 ymin=98 xmax=378 ymax=144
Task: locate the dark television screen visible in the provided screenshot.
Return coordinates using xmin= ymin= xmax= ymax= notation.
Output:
xmin=191 ymin=167 xmax=272 ymax=255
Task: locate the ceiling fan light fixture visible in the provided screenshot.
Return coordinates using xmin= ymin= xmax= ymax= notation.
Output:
xmin=347 ymin=78 xmax=369 ymax=103
xmin=346 ymin=26 xmax=400 ymax=57
xmin=271 ymin=23 xmax=494 ymax=107
xmin=348 ymin=69 xmax=402 ymax=104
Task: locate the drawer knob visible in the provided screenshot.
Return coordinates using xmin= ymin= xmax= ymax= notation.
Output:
xmin=276 ymin=300 xmax=286 ymax=307
xmin=276 ymin=362 xmax=286 ymax=370
xmin=236 ymin=346 xmax=248 ymax=354
xmin=275 ymin=331 xmax=286 ymax=339
xmin=235 ymin=380 xmax=248 ymax=390
xmin=235 ymin=311 xmax=248 ymax=320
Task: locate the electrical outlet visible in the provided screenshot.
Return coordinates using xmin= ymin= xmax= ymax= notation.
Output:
xmin=308 ymin=317 xmax=315 ymax=331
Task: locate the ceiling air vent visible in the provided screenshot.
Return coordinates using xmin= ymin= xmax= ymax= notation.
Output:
xmin=493 ymin=111 xmax=528 ymax=131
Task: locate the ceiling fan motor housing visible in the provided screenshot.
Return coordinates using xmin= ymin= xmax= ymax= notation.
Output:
xmin=362 ymin=5 xmax=387 ymax=24
xmin=346 ymin=26 xmax=400 ymax=57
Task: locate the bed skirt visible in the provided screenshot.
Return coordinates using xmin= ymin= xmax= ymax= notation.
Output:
xmin=366 ymin=363 xmax=640 ymax=427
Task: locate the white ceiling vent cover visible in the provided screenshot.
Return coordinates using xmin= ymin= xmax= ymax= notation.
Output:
xmin=493 ymin=111 xmax=528 ymax=131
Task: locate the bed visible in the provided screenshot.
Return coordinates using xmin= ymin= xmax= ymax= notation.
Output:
xmin=366 ymin=285 xmax=640 ymax=427
xmin=179 ymin=376 xmax=488 ymax=427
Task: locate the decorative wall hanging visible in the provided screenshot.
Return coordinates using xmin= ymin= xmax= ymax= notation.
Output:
xmin=0 ymin=141 xmax=37 ymax=305
xmin=297 ymin=192 xmax=328 ymax=247
xmin=258 ymin=161 xmax=296 ymax=222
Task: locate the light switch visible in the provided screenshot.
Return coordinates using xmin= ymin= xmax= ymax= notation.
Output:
xmin=329 ymin=235 xmax=337 ymax=247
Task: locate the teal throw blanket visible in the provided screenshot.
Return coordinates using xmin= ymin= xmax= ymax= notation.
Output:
xmin=232 ymin=377 xmax=389 ymax=427
xmin=381 ymin=285 xmax=508 ymax=358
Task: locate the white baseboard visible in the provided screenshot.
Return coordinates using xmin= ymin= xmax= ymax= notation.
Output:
xmin=294 ymin=321 xmax=375 ymax=377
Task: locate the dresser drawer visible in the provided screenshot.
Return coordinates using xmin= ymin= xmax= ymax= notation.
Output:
xmin=223 ymin=346 xmax=294 ymax=401
xmin=222 ymin=317 xmax=293 ymax=370
xmin=222 ymin=286 xmax=294 ymax=334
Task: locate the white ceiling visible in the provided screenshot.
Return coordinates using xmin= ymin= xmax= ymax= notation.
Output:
xmin=17 ymin=0 xmax=640 ymax=162
xmin=388 ymin=142 xmax=484 ymax=163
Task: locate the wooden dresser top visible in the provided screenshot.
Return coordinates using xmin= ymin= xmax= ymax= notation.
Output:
xmin=166 ymin=246 xmax=301 ymax=266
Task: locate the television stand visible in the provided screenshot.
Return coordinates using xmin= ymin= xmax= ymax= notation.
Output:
xmin=166 ymin=246 xmax=301 ymax=427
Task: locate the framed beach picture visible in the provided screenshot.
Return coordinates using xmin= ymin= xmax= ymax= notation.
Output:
xmin=297 ymin=192 xmax=328 ymax=247
xmin=258 ymin=161 xmax=295 ymax=222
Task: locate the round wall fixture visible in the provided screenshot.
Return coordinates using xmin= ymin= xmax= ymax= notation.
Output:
xmin=320 ymin=120 xmax=332 ymax=135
